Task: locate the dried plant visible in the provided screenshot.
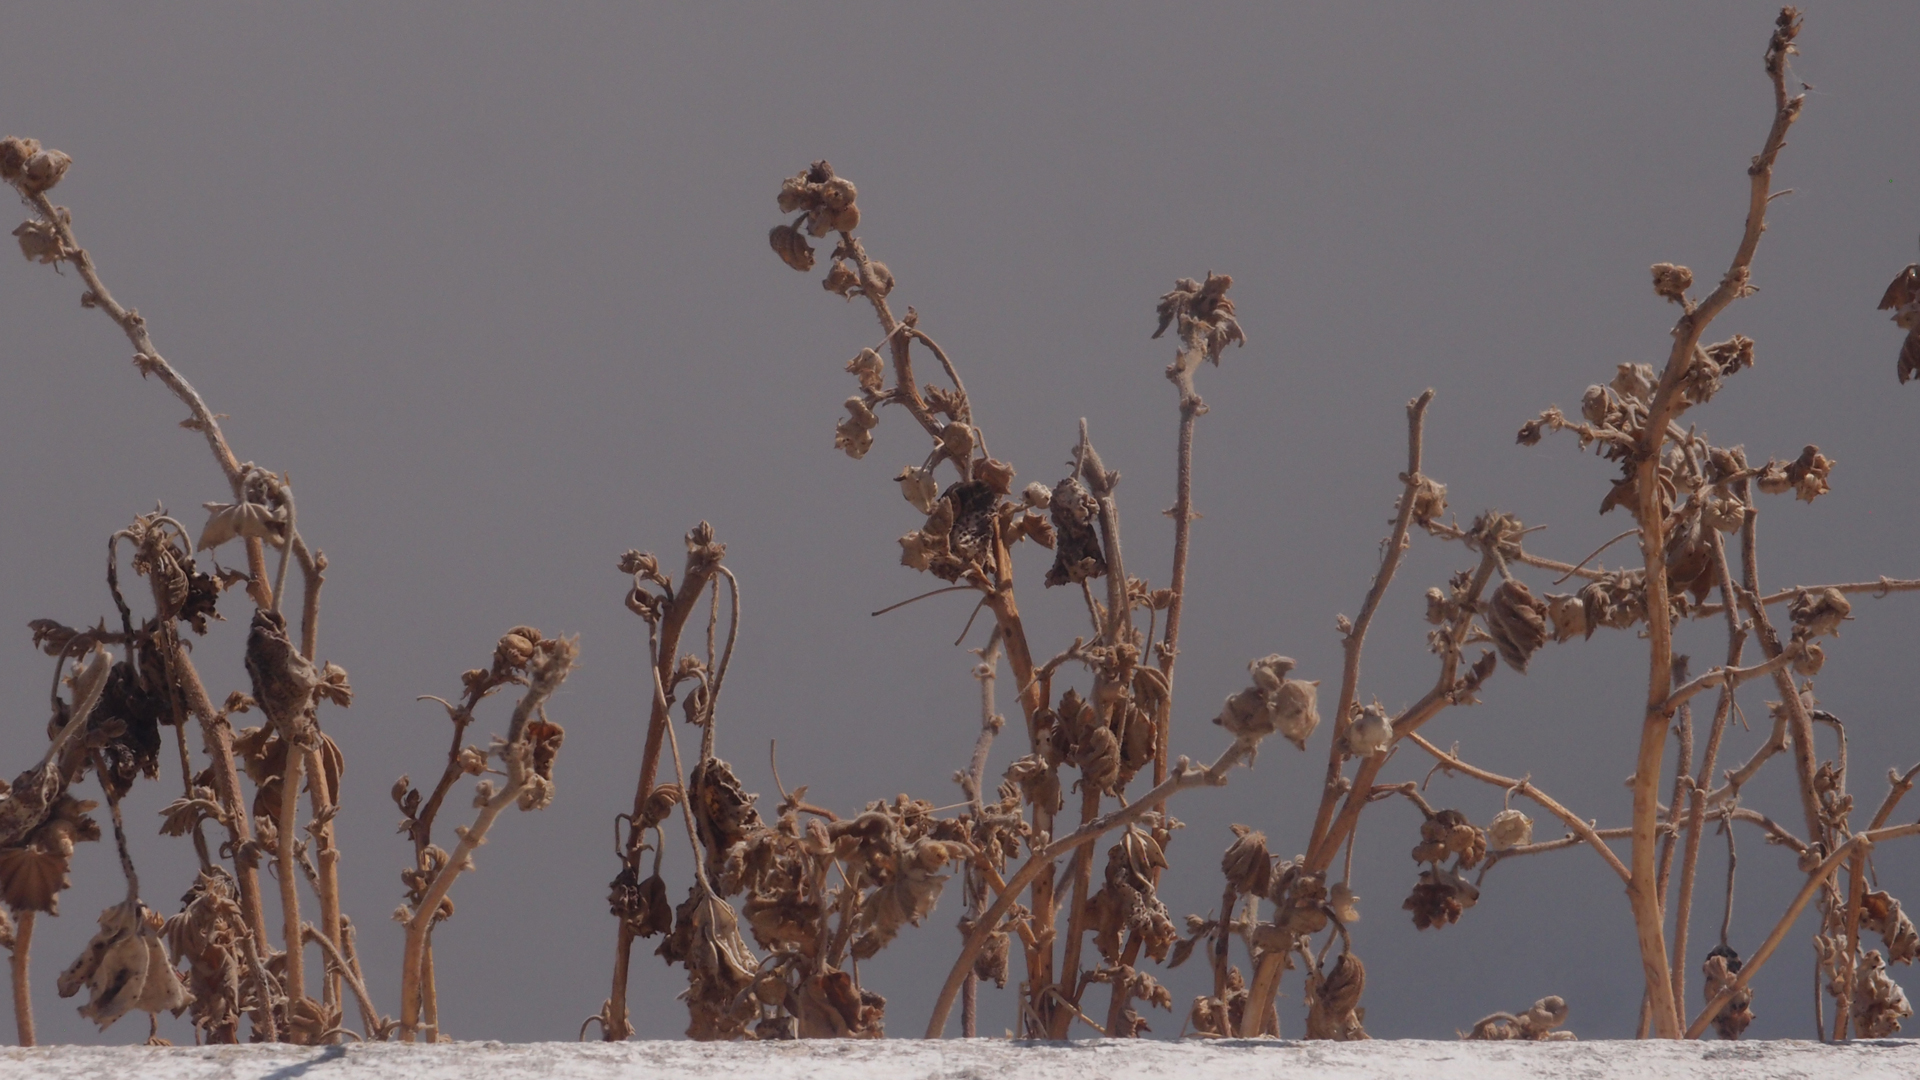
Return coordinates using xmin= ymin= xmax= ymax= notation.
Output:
xmin=3 ymin=132 xmax=572 ymax=1047
xmin=8 ymin=4 xmax=1920 ymax=1050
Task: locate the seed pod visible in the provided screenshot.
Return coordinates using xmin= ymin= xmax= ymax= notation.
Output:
xmin=1488 ymin=808 xmax=1533 ymax=850
xmin=1220 ymin=824 xmax=1271 ymax=896
xmin=1403 ymin=477 xmax=1447 ymax=526
xmin=1788 ymin=587 xmax=1851 ymax=638
xmin=768 ymin=223 xmax=815 ymax=272
xmin=1345 ymin=703 xmax=1392 ymax=757
xmin=1486 ymin=580 xmax=1550 ymax=673
xmin=20 ymin=149 xmax=71 ymax=195
xmin=1543 ymin=593 xmax=1586 ymax=643
xmin=1270 ymin=678 xmax=1321 ymax=751
xmin=1651 ymin=262 xmax=1693 ymax=303
xmin=0 ymin=137 xmax=40 ymax=181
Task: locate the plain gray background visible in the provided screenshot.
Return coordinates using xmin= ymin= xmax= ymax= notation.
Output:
xmin=4 ymin=0 xmax=1918 ymax=1044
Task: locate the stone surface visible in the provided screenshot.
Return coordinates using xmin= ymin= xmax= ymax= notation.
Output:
xmin=0 ymin=1040 xmax=1916 ymax=1080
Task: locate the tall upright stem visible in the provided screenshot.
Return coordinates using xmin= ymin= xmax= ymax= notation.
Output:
xmin=8 ymin=912 xmax=32 ymax=1047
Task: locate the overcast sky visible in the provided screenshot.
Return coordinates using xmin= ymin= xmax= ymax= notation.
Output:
xmin=4 ymin=1 xmax=1919 ymax=1045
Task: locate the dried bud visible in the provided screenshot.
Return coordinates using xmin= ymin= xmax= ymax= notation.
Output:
xmin=1021 ymin=482 xmax=1052 ymax=509
xmin=821 ymin=260 xmax=859 ymax=297
xmin=1651 ymin=262 xmax=1693 ymax=303
xmin=1424 ymin=587 xmax=1451 ymax=626
xmin=846 ymin=348 xmax=885 ymax=393
xmin=0 ymin=137 xmax=40 ymax=181
xmin=1344 ymin=703 xmax=1392 ymax=758
xmin=834 ymin=397 xmax=878 ymax=459
xmin=1220 ymin=825 xmax=1272 ymax=896
xmin=1487 ymin=808 xmax=1533 ymax=850
xmin=19 ymin=149 xmax=71 ymax=195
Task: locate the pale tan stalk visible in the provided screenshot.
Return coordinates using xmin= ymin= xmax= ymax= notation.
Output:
xmin=303 ymin=742 xmax=344 ymax=1012
xmin=278 ymin=741 xmax=308 ymax=1011
xmin=606 ymin=536 xmax=722 ymax=1039
xmin=1688 ymin=823 xmax=1920 ymax=1038
xmin=8 ymin=911 xmax=31 ymax=1047
xmin=1625 ymin=17 xmax=1802 ymax=1036
xmin=402 ymin=644 xmax=573 ymax=1041
xmin=961 ymin=634 xmax=1004 ymax=1038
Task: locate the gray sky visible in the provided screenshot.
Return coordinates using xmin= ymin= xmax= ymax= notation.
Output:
xmin=4 ymin=1 xmax=1918 ymax=1044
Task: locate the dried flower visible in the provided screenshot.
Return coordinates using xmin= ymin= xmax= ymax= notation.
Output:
xmin=56 ymin=901 xmax=190 ymax=1031
xmin=1703 ymin=945 xmax=1753 ymax=1039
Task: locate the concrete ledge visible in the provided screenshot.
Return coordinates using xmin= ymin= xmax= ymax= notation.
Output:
xmin=0 ymin=1039 xmax=1915 ymax=1080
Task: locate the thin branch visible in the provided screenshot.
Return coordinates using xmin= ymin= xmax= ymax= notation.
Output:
xmin=1403 ymin=733 xmax=1629 ymax=883
xmin=1304 ymin=391 xmax=1435 ymax=862
xmin=1688 ymin=823 xmax=1920 ymax=1039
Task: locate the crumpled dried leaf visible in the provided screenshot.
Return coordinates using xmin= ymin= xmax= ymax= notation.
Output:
xmin=1043 ymin=476 xmax=1106 ymax=588
xmin=1854 ymin=950 xmax=1912 ymax=1038
xmin=1862 ymin=891 xmax=1920 ymax=966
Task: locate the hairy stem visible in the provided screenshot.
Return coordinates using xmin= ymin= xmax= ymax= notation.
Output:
xmin=8 ymin=912 xmax=31 ymax=1047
